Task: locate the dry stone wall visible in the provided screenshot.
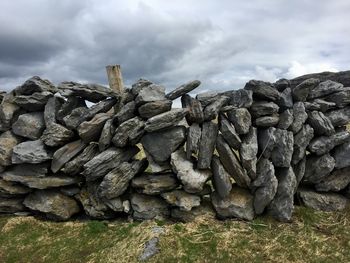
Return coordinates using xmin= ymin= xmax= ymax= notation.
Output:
xmin=0 ymin=74 xmax=349 ymax=222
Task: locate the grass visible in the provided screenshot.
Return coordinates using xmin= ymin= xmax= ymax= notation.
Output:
xmin=0 ymin=206 xmax=349 ymax=263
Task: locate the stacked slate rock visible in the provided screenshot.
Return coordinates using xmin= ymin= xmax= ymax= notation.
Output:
xmin=0 ymin=73 xmax=349 ymax=223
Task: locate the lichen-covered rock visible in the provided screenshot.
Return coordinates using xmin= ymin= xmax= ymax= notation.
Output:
xmin=211 ymin=186 xmax=255 ymax=221
xmin=315 ymin=167 xmax=350 ymax=192
xmin=12 ymin=140 xmax=52 ymax=164
xmin=141 ymin=126 xmax=186 ymax=163
xmin=171 ymin=149 xmax=211 ymax=193
xmin=0 ymin=131 xmax=22 ymax=166
xmin=307 ymin=111 xmax=335 ymax=136
xmin=226 ymin=89 xmax=253 ymax=108
xmin=227 ymin=108 xmax=251 ymax=134
xmin=240 ymin=127 xmax=258 ymax=179
xmin=131 ymin=193 xmax=169 ymax=220
xmin=290 ymin=102 xmax=308 ymax=134
xmin=24 ymin=190 xmax=80 ymax=220
xmin=298 ymin=189 xmax=348 ymax=211
xmin=333 ymin=140 xmax=350 ymax=169
xmin=161 ymin=190 xmax=201 ymax=211
xmin=251 ymin=158 xmax=278 ymax=215
xmin=325 ymin=107 xmax=350 ymax=127
xmin=186 ymin=123 xmax=201 ymax=159
xmin=144 ymin=109 xmax=188 ymax=132
xmin=198 ymin=121 xmax=218 ymax=169
xmin=131 ymin=173 xmax=178 ymax=195
xmin=304 ymin=153 xmax=335 ymax=184
xmin=12 ymin=112 xmax=45 ymax=140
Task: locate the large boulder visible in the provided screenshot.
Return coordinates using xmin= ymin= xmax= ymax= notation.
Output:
xmin=24 ymin=190 xmax=80 ymax=220
xmin=11 ymin=92 xmax=53 ymax=111
xmin=244 ymin=80 xmax=280 ymax=101
xmin=211 ymin=186 xmax=255 ymax=221
xmin=307 ymin=80 xmax=344 ymax=100
xmin=135 ymin=84 xmax=166 ymax=105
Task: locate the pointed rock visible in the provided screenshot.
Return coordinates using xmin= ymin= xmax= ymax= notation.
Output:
xmin=198 ymin=121 xmax=218 ymax=169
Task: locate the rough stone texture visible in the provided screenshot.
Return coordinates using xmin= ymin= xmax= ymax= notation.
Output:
xmin=181 ymin=95 xmax=204 ymax=124
xmin=114 ymin=101 xmax=136 ymax=124
xmin=255 ymin=115 xmax=279 ymax=127
xmin=211 ymin=156 xmax=232 ymax=199
xmin=83 ymin=146 xmax=139 ymax=181
xmin=277 ymin=87 xmax=293 ymax=109
xmin=219 ymin=114 xmax=241 ymax=150
xmin=170 ymin=200 xmax=216 ymax=222
xmin=135 ymin=84 xmax=166 ymax=105
xmin=308 ymin=131 xmax=350 ymax=156
xmin=131 ymin=79 xmax=153 ymax=96
xmin=131 ymin=173 xmax=178 ymax=195
xmin=268 ymin=167 xmax=297 ymax=222
xmin=227 ymin=108 xmax=251 ymax=134
xmin=144 ymin=150 xmax=172 ymax=174
xmin=315 ymin=167 xmax=350 ymax=192
xmin=131 ymin=193 xmax=169 ymax=220
xmin=277 ymin=109 xmax=293 ymax=129
xmin=313 ymin=99 xmax=337 ymax=112
xmin=98 ymin=119 xmax=115 ymax=151
xmin=11 ymin=91 xmax=53 ymax=111
xmin=145 ymin=109 xmax=188 ymax=132
xmin=12 ymin=112 xmax=45 ymax=140
xmin=290 ymin=102 xmax=308 ymax=134
xmin=226 ymin=89 xmax=253 ymax=108
xmin=41 ymin=123 xmax=74 ymax=147
xmin=274 ymin=78 xmax=291 ymax=91
xmin=12 ymin=140 xmax=52 ymax=164
xmin=24 ymin=190 xmax=80 ymax=220
xmin=161 ymin=190 xmax=201 ymax=211
xmin=250 ymin=101 xmax=279 ymax=118
xmin=56 ymin=96 xmax=86 ymax=123
xmin=171 ymin=149 xmax=211 ymax=193
xmin=43 ymin=96 xmax=62 ymax=126
xmin=292 ymin=78 xmax=319 ymax=101
xmin=251 ymin=158 xmax=278 ymax=215
xmin=0 ymin=94 xmax=22 ymax=131
xmin=141 ymin=126 xmax=186 ymax=163
xmin=196 ymin=91 xmax=219 ymax=107
xmin=323 ymin=87 xmax=350 ymax=108
xmin=166 ymin=80 xmax=201 ymax=100
xmin=271 ymin=129 xmax=294 ymax=168
xmin=138 ymin=100 xmax=172 ymax=119
xmin=304 ymin=153 xmax=335 ymax=184
xmin=14 ymin=76 xmax=57 ymax=95
xmin=325 ymin=107 xmax=350 ymax=127
xmin=333 ymin=140 xmax=350 ymax=169
xmin=78 ymin=113 xmax=111 ymax=143
xmin=307 ymin=111 xmax=335 ymax=136
xmin=198 ymin=121 xmax=218 ymax=169
xmin=0 ymin=131 xmax=22 ymax=166
xmin=292 ymin=124 xmax=314 ymax=164
xmin=290 ymin=70 xmax=350 ymax=88
xmin=0 ymin=178 xmax=31 ymax=197
xmin=211 ymin=186 xmax=255 ymax=221
xmin=293 ymin=157 xmax=306 ymax=185
xmin=307 ymin=80 xmax=344 ymax=100
xmin=203 ymin=95 xmax=229 ymax=121
xmin=0 ymin=197 xmax=26 ymax=213
xmin=63 ymin=143 xmax=100 ymax=175
xmin=112 ymin=117 xmax=145 ymax=147
xmin=186 ymin=123 xmax=201 ymax=159
xmin=240 ymin=127 xmax=258 ymax=179
xmin=51 ymin=140 xmax=86 ymax=173
xmin=216 ymin=135 xmax=250 ymax=188
xmin=58 ymin=81 xmax=118 ymax=102
xmin=298 ymin=189 xmax=348 ymax=212
xmin=244 ymin=80 xmax=280 ymax=101
xmin=98 ymin=159 xmax=147 ymax=199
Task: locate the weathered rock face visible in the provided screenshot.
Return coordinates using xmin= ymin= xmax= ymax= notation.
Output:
xmin=181 ymin=95 xmax=204 ymax=124
xmin=166 ymin=80 xmax=201 ymax=100
xmin=0 ymin=197 xmax=26 ymax=213
xmin=244 ymin=80 xmax=280 ymax=101
xmin=98 ymin=119 xmax=115 ymax=151
xmin=131 ymin=173 xmax=178 ymax=195
xmin=227 ymin=108 xmax=251 ymax=134
xmin=292 ymin=124 xmax=314 ymax=164
xmin=333 ymin=140 xmax=350 ymax=169
xmin=292 ymin=78 xmax=320 ymax=101
xmin=11 ymin=92 xmax=53 ymax=111
xmin=14 ymin=76 xmax=57 ymax=95
xmin=131 ymin=193 xmax=169 ymax=220
xmin=41 ymin=123 xmax=74 ymax=147
xmin=98 ymin=159 xmax=147 ymax=200
xmin=255 ymin=115 xmax=279 ymax=127
xmin=0 ymin=95 xmax=22 ymax=131
xmin=290 ymin=102 xmax=308 ymax=134
xmin=135 ymin=84 xmax=166 ymax=105
xmin=211 ymin=156 xmax=232 ymax=199
xmin=267 ymin=167 xmax=297 ymax=222
xmin=138 ymin=100 xmax=172 ymax=119
xmin=0 ymin=178 xmax=31 ymax=197
xmin=211 ymin=186 xmax=255 ymax=221
xmin=219 ymin=114 xmax=241 ymax=150
xmin=144 ymin=109 xmax=188 ymax=132
xmin=12 ymin=112 xmax=45 ymax=139
xmin=226 ymin=89 xmax=253 ymax=108
xmin=78 ymin=113 xmax=111 ymax=143
xmin=24 ymin=190 xmax=80 ymax=220
xmin=307 ymin=131 xmax=350 ymax=156
xmin=250 ymin=101 xmax=279 ymax=118
xmin=216 ymin=135 xmax=250 ymax=188
xmin=240 ymin=127 xmax=258 ymax=179
xmin=315 ymin=167 xmax=350 ymax=192
xmin=304 ymin=154 xmax=335 ymax=184
xmin=203 ymin=95 xmax=229 ymax=121
xmin=0 ymin=131 xmax=22 ymax=166
xmin=323 ymin=87 xmax=350 ymax=108
xmin=251 ymin=158 xmax=277 ymax=215
xmin=171 ymin=149 xmax=211 ymax=193
xmin=198 ymin=121 xmax=218 ymax=169
xmin=112 ymin=117 xmax=144 ymax=147
xmin=298 ymin=189 xmax=348 ymax=211
xmin=142 ymin=126 xmax=186 ymax=163
xmin=171 ymin=199 xmax=216 ymax=222
xmin=325 ymin=107 xmax=350 ymax=127
xmin=308 ymin=80 xmax=344 ymax=100
xmin=186 ymin=123 xmax=201 ymax=159
xmin=307 ymin=111 xmax=335 ymax=136
xmin=161 ymin=190 xmax=201 ymax=211
xmin=12 ymin=140 xmax=52 ymax=164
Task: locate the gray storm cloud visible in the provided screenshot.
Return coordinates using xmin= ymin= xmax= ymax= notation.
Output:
xmin=0 ymin=0 xmax=349 ymax=93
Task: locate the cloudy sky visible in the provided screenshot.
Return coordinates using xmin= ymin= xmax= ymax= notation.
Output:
xmin=0 ymin=0 xmax=349 ymax=94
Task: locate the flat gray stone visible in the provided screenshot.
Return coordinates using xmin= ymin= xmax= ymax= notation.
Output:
xmin=135 ymin=84 xmax=166 ymax=105
xmin=43 ymin=96 xmax=63 ymax=126
xmin=114 ymin=101 xmax=136 ymax=124
xmin=112 ymin=117 xmax=145 ymax=147
xmin=171 ymin=149 xmax=211 ymax=193
xmin=12 ymin=112 xmax=45 ymax=140
xmin=166 ymin=80 xmax=201 ymax=100
xmin=138 ymin=100 xmax=172 ymax=119
xmin=144 ymin=150 xmax=172 ymax=174
xmin=203 ymin=96 xmax=229 ymax=121
xmin=131 ymin=79 xmax=153 ymax=96
xmin=211 ymin=156 xmax=232 ymax=199
xmin=24 ymin=190 xmax=80 ymax=220
xmin=145 ymin=109 xmax=188 ymax=132
xmin=333 ymin=140 xmax=350 ymax=169
xmin=0 ymin=131 xmax=22 ymax=166
xmin=250 ymin=101 xmax=279 ymax=118
xmin=41 ymin=123 xmax=74 ymax=147
xmin=255 ymin=115 xmax=279 ymax=127
xmin=15 ymin=76 xmax=57 ymax=95
xmin=244 ymin=80 xmax=280 ymax=101
xmin=277 ymin=109 xmax=293 ymax=129
xmin=131 ymin=173 xmax=178 ymax=195
xmin=141 ymin=126 xmax=186 ymax=163
xmin=131 ymin=193 xmax=169 ymax=220
xmin=277 ymin=87 xmax=293 ymax=109
xmin=325 ymin=107 xmax=350 ymax=127
xmin=12 ymin=140 xmax=52 ymax=164
xmin=226 ymin=89 xmax=253 ymax=108
xmin=292 ymin=124 xmax=314 ymax=164
xmin=78 ymin=113 xmax=112 ymax=143
xmin=323 ymin=87 xmax=350 ymax=108
xmin=11 ymin=91 xmax=53 ymax=111
xmin=290 ymin=102 xmax=308 ymax=134
xmin=211 ymin=186 xmax=255 ymax=221
xmin=219 ymin=114 xmax=241 ymax=150
xmin=198 ymin=121 xmax=218 ymax=169
xmin=0 ymin=178 xmax=31 ymax=197
xmin=51 ymin=140 xmax=86 ymax=173
xmin=251 ymin=158 xmax=278 ymax=215
xmin=298 ymin=189 xmax=348 ymax=211
xmin=308 ymin=80 xmax=344 ymax=100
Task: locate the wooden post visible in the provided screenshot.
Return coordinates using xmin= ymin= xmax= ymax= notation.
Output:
xmin=106 ymin=65 xmax=124 ymax=94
